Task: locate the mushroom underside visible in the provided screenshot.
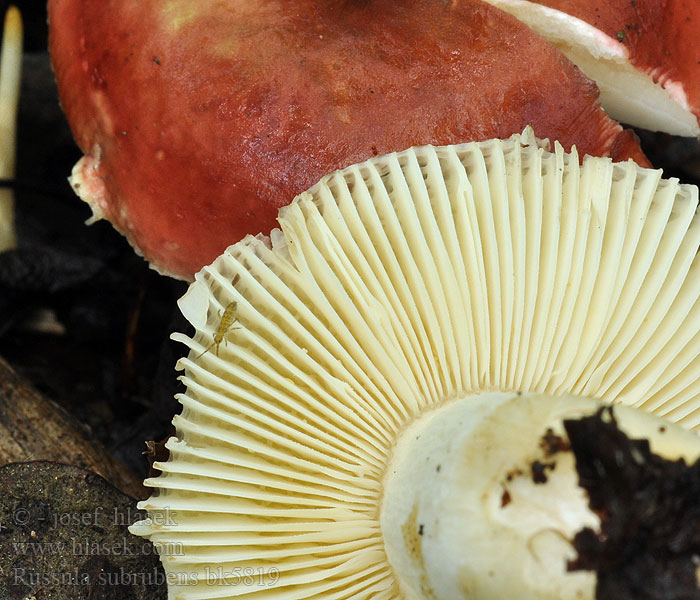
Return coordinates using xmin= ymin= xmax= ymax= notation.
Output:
xmin=132 ymin=130 xmax=700 ymax=599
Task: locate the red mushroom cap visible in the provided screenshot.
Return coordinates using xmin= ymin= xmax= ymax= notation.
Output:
xmin=485 ymin=0 xmax=700 ymax=135
xmin=49 ymin=0 xmax=647 ymax=280
xmin=535 ymin=0 xmax=700 ymax=122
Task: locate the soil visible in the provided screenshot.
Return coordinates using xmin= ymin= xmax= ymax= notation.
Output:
xmin=566 ymin=408 xmax=700 ymax=600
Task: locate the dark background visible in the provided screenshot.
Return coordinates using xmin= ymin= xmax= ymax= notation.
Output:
xmin=0 ymin=0 xmax=188 ymax=484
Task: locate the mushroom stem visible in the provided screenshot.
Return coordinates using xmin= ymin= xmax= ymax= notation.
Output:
xmin=0 ymin=5 xmax=22 ymax=252
xmin=381 ymin=394 xmax=700 ymax=600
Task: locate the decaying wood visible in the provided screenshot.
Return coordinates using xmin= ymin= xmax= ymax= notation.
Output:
xmin=0 ymin=355 xmax=146 ymax=498
xmin=0 ymin=461 xmax=166 ymax=600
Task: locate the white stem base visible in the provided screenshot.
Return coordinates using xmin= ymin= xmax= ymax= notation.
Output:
xmin=381 ymin=393 xmax=700 ymax=600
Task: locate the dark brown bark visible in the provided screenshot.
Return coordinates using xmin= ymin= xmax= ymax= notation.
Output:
xmin=0 ymin=355 xmax=146 ymax=499
xmin=0 ymin=461 xmax=166 ymax=599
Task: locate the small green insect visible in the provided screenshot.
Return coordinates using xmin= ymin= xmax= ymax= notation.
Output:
xmin=196 ymin=274 xmax=241 ymax=358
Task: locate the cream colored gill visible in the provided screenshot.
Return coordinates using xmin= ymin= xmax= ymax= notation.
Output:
xmin=131 ymin=130 xmax=700 ymax=599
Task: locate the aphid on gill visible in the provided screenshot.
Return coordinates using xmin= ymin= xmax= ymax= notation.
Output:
xmin=196 ymin=274 xmax=240 ymax=358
